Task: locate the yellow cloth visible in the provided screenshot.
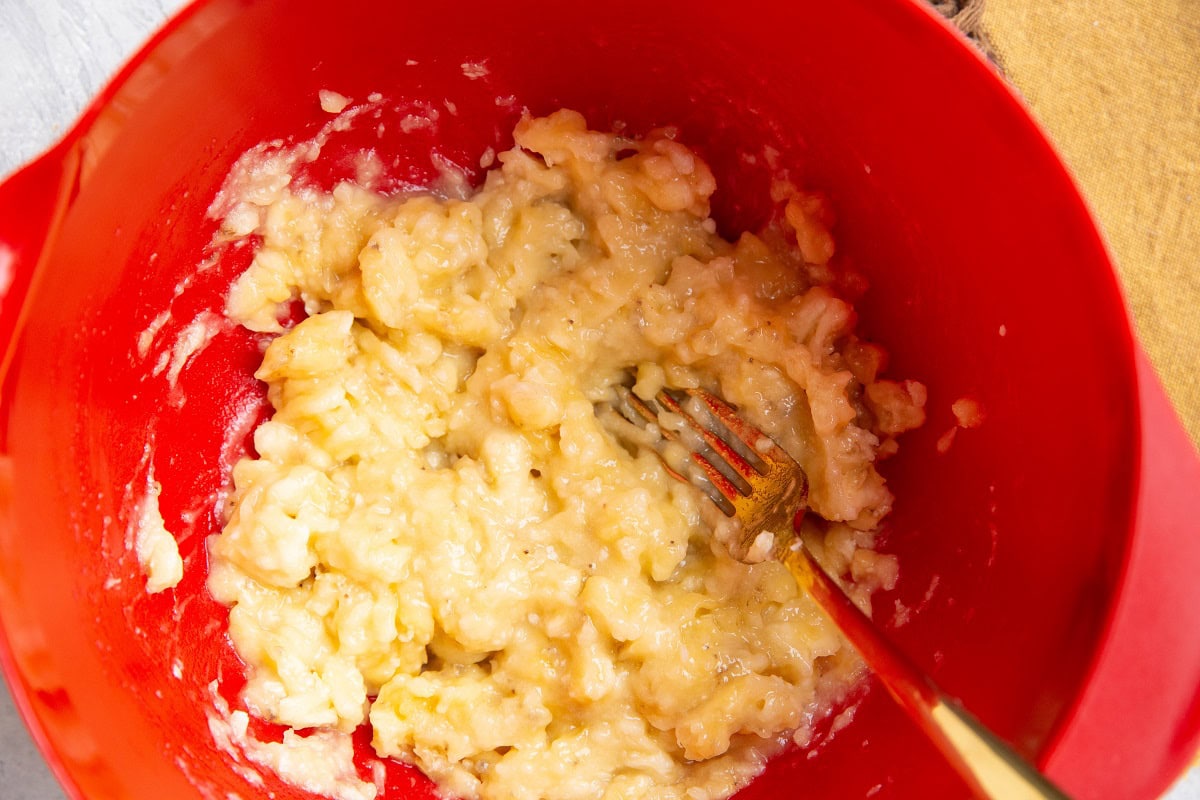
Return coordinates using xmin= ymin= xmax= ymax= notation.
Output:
xmin=985 ymin=2 xmax=1200 ymax=448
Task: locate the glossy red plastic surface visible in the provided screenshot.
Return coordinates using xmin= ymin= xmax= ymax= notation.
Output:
xmin=0 ymin=1 xmax=1197 ymax=798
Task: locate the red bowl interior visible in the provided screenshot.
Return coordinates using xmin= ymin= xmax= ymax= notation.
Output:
xmin=0 ymin=0 xmax=1195 ymax=798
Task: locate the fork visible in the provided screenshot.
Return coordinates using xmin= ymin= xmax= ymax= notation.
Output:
xmin=602 ymin=385 xmax=1071 ymax=800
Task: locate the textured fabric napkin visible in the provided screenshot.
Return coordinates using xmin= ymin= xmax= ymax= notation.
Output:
xmin=966 ymin=1 xmax=1200 ymax=447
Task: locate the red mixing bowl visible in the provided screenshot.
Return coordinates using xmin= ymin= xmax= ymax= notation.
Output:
xmin=1 ymin=1 xmax=1198 ymax=798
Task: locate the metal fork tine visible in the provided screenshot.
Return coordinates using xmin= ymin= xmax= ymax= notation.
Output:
xmin=655 ymin=390 xmax=759 ymax=489
xmin=602 ymin=383 xmax=808 ymax=547
xmin=684 ymin=389 xmax=795 ymax=469
xmin=661 ymin=389 xmax=767 ymax=474
xmin=613 ymin=385 xmax=660 ymax=430
xmin=610 ymin=386 xmax=739 ymax=516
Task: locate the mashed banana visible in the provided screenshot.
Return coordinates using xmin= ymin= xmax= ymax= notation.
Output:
xmin=207 ymin=109 xmax=924 ymax=800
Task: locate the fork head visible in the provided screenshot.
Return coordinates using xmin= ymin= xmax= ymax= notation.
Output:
xmin=602 ymin=385 xmax=809 ymax=560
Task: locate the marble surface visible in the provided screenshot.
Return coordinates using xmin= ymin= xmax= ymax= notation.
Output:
xmin=0 ymin=1 xmax=1195 ymax=798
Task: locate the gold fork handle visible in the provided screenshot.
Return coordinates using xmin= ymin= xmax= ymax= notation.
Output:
xmin=783 ymin=544 xmax=1072 ymax=800
xmin=926 ymin=699 xmax=1072 ymax=800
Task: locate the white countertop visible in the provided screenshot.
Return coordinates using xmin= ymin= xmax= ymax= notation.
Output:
xmin=0 ymin=1 xmax=1195 ymax=798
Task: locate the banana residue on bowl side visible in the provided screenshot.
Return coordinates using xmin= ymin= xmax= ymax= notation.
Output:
xmin=203 ymin=107 xmax=925 ymax=800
